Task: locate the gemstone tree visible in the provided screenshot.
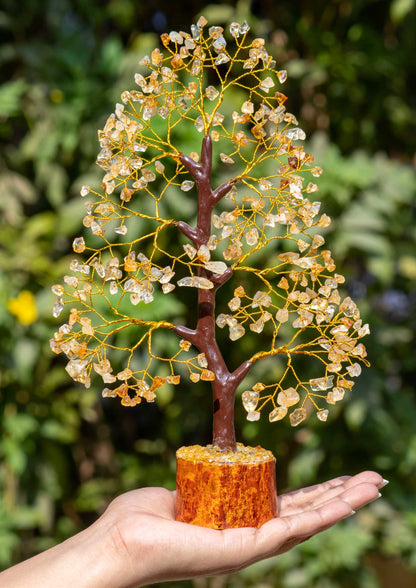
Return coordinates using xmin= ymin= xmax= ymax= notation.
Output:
xmin=51 ymin=17 xmax=369 ymax=453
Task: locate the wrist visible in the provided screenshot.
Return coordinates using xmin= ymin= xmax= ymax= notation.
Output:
xmin=0 ymin=516 xmax=132 ymax=588
xmin=65 ymin=518 xmax=127 ymax=588
xmin=97 ymin=510 xmax=150 ymax=588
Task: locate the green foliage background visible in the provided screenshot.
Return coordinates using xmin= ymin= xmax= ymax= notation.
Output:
xmin=1 ymin=0 xmax=416 ymax=586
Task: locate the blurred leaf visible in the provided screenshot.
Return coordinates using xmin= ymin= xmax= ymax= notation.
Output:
xmin=0 ymin=79 xmax=27 ymax=117
xmin=57 ymin=199 xmax=85 ymax=235
xmin=334 ymin=231 xmax=392 ymax=256
xmin=75 ymin=479 xmax=117 ymax=512
xmin=300 ymin=521 xmax=375 ymax=572
xmin=288 ymin=448 xmax=324 ymax=487
xmin=391 ymin=0 xmax=416 ymax=22
xmin=199 ymin=4 xmax=236 ymax=22
xmin=0 ymin=168 xmax=37 ymax=225
xmin=1 ymin=438 xmax=27 ymax=474
xmin=3 ymin=412 xmax=37 ymax=440
xmin=345 ymin=400 xmax=368 ymax=430
xmin=398 ymin=256 xmax=416 ymax=281
xmin=41 ymin=420 xmax=77 ymax=443
xmin=0 ymin=532 xmax=20 ymax=567
xmin=12 ymin=339 xmax=39 ymax=384
xmin=100 ymin=37 xmax=124 ymax=73
xmin=38 ymin=162 xmax=68 ymax=208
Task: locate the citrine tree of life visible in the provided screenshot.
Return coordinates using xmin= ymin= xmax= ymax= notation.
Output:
xmin=50 ymin=17 xmax=370 ymax=451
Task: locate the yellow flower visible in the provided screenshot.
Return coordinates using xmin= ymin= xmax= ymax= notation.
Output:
xmin=7 ymin=290 xmax=38 ymax=325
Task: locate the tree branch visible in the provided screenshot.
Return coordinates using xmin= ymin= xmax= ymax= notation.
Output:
xmin=211 ymin=267 xmax=233 ymax=289
xmin=200 ymin=135 xmax=212 ymax=180
xmin=179 ymin=154 xmax=203 ymax=181
xmin=180 ymin=135 xmax=213 ymax=184
xmin=175 ymin=221 xmax=201 ymax=244
xmin=212 ymin=181 xmax=233 ymax=204
xmin=230 ymin=360 xmax=254 ymax=388
xmin=173 ymin=324 xmax=198 ymax=345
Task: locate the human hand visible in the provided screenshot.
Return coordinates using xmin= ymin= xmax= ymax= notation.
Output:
xmin=0 ymin=471 xmax=386 ymax=588
xmin=101 ymin=470 xmax=386 ymax=587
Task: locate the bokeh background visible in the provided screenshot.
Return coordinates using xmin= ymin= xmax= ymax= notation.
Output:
xmin=1 ymin=0 xmax=416 ymax=586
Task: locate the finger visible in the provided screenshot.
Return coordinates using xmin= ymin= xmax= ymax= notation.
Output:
xmin=279 ymin=475 xmax=351 ymax=515
xmin=300 ymin=484 xmax=381 ymax=534
xmin=170 ymin=490 xmax=356 ymax=576
xmin=339 ymin=481 xmax=381 ymax=511
xmin=253 ymin=498 xmax=353 ymax=560
xmin=311 ymin=478 xmax=382 ymax=513
xmin=280 ymin=470 xmax=384 ymax=516
xmin=289 ymin=481 xmax=382 ymax=547
xmin=343 ymin=471 xmax=385 ymax=490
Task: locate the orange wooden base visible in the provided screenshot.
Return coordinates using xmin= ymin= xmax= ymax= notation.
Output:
xmin=175 ymin=444 xmax=278 ymax=529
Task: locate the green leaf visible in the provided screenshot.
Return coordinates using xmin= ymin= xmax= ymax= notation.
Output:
xmin=1 ymin=438 xmax=27 ymax=474
xmin=391 ymin=0 xmax=416 ymax=22
xmin=0 ymin=79 xmax=27 ymax=117
xmin=3 ymin=412 xmax=38 ymax=440
xmin=12 ymin=339 xmax=40 ymax=385
xmin=75 ymin=479 xmax=117 ymax=512
xmin=57 ymin=199 xmax=85 ymax=235
xmin=198 ymin=4 xmax=236 ymax=22
xmin=288 ymin=449 xmax=324 ymax=487
xmin=38 ymin=162 xmax=68 ymax=208
xmin=339 ymin=203 xmax=386 ymax=232
xmin=334 ymin=230 xmax=392 ymax=257
xmin=41 ymin=419 xmax=77 ymax=443
xmin=398 ymin=256 xmax=416 ymax=281
xmin=100 ymin=37 xmax=123 ymax=74
xmin=0 ymin=532 xmax=20 ymax=566
xmin=345 ymin=400 xmax=367 ymax=430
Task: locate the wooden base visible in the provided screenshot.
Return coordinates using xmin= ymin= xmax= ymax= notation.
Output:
xmin=175 ymin=444 xmax=278 ymax=529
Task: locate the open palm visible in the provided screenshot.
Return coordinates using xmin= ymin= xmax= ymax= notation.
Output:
xmin=102 ymin=471 xmax=384 ymax=587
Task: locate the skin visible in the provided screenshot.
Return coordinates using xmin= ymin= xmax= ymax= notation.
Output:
xmin=0 ymin=471 xmax=386 ymax=588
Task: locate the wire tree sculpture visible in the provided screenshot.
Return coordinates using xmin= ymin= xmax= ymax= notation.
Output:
xmin=50 ymin=17 xmax=369 ymax=451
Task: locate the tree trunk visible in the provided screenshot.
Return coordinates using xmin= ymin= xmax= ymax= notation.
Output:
xmin=175 ymin=135 xmax=253 ymax=451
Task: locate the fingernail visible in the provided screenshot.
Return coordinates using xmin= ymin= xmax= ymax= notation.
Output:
xmin=377 ymin=492 xmax=382 ymax=498
xmin=381 ymin=479 xmax=389 ymax=488
xmin=350 ymin=510 xmax=356 ymax=516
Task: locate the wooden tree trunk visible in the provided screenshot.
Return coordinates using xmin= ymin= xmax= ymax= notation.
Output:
xmin=174 ymin=135 xmax=253 ymax=450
